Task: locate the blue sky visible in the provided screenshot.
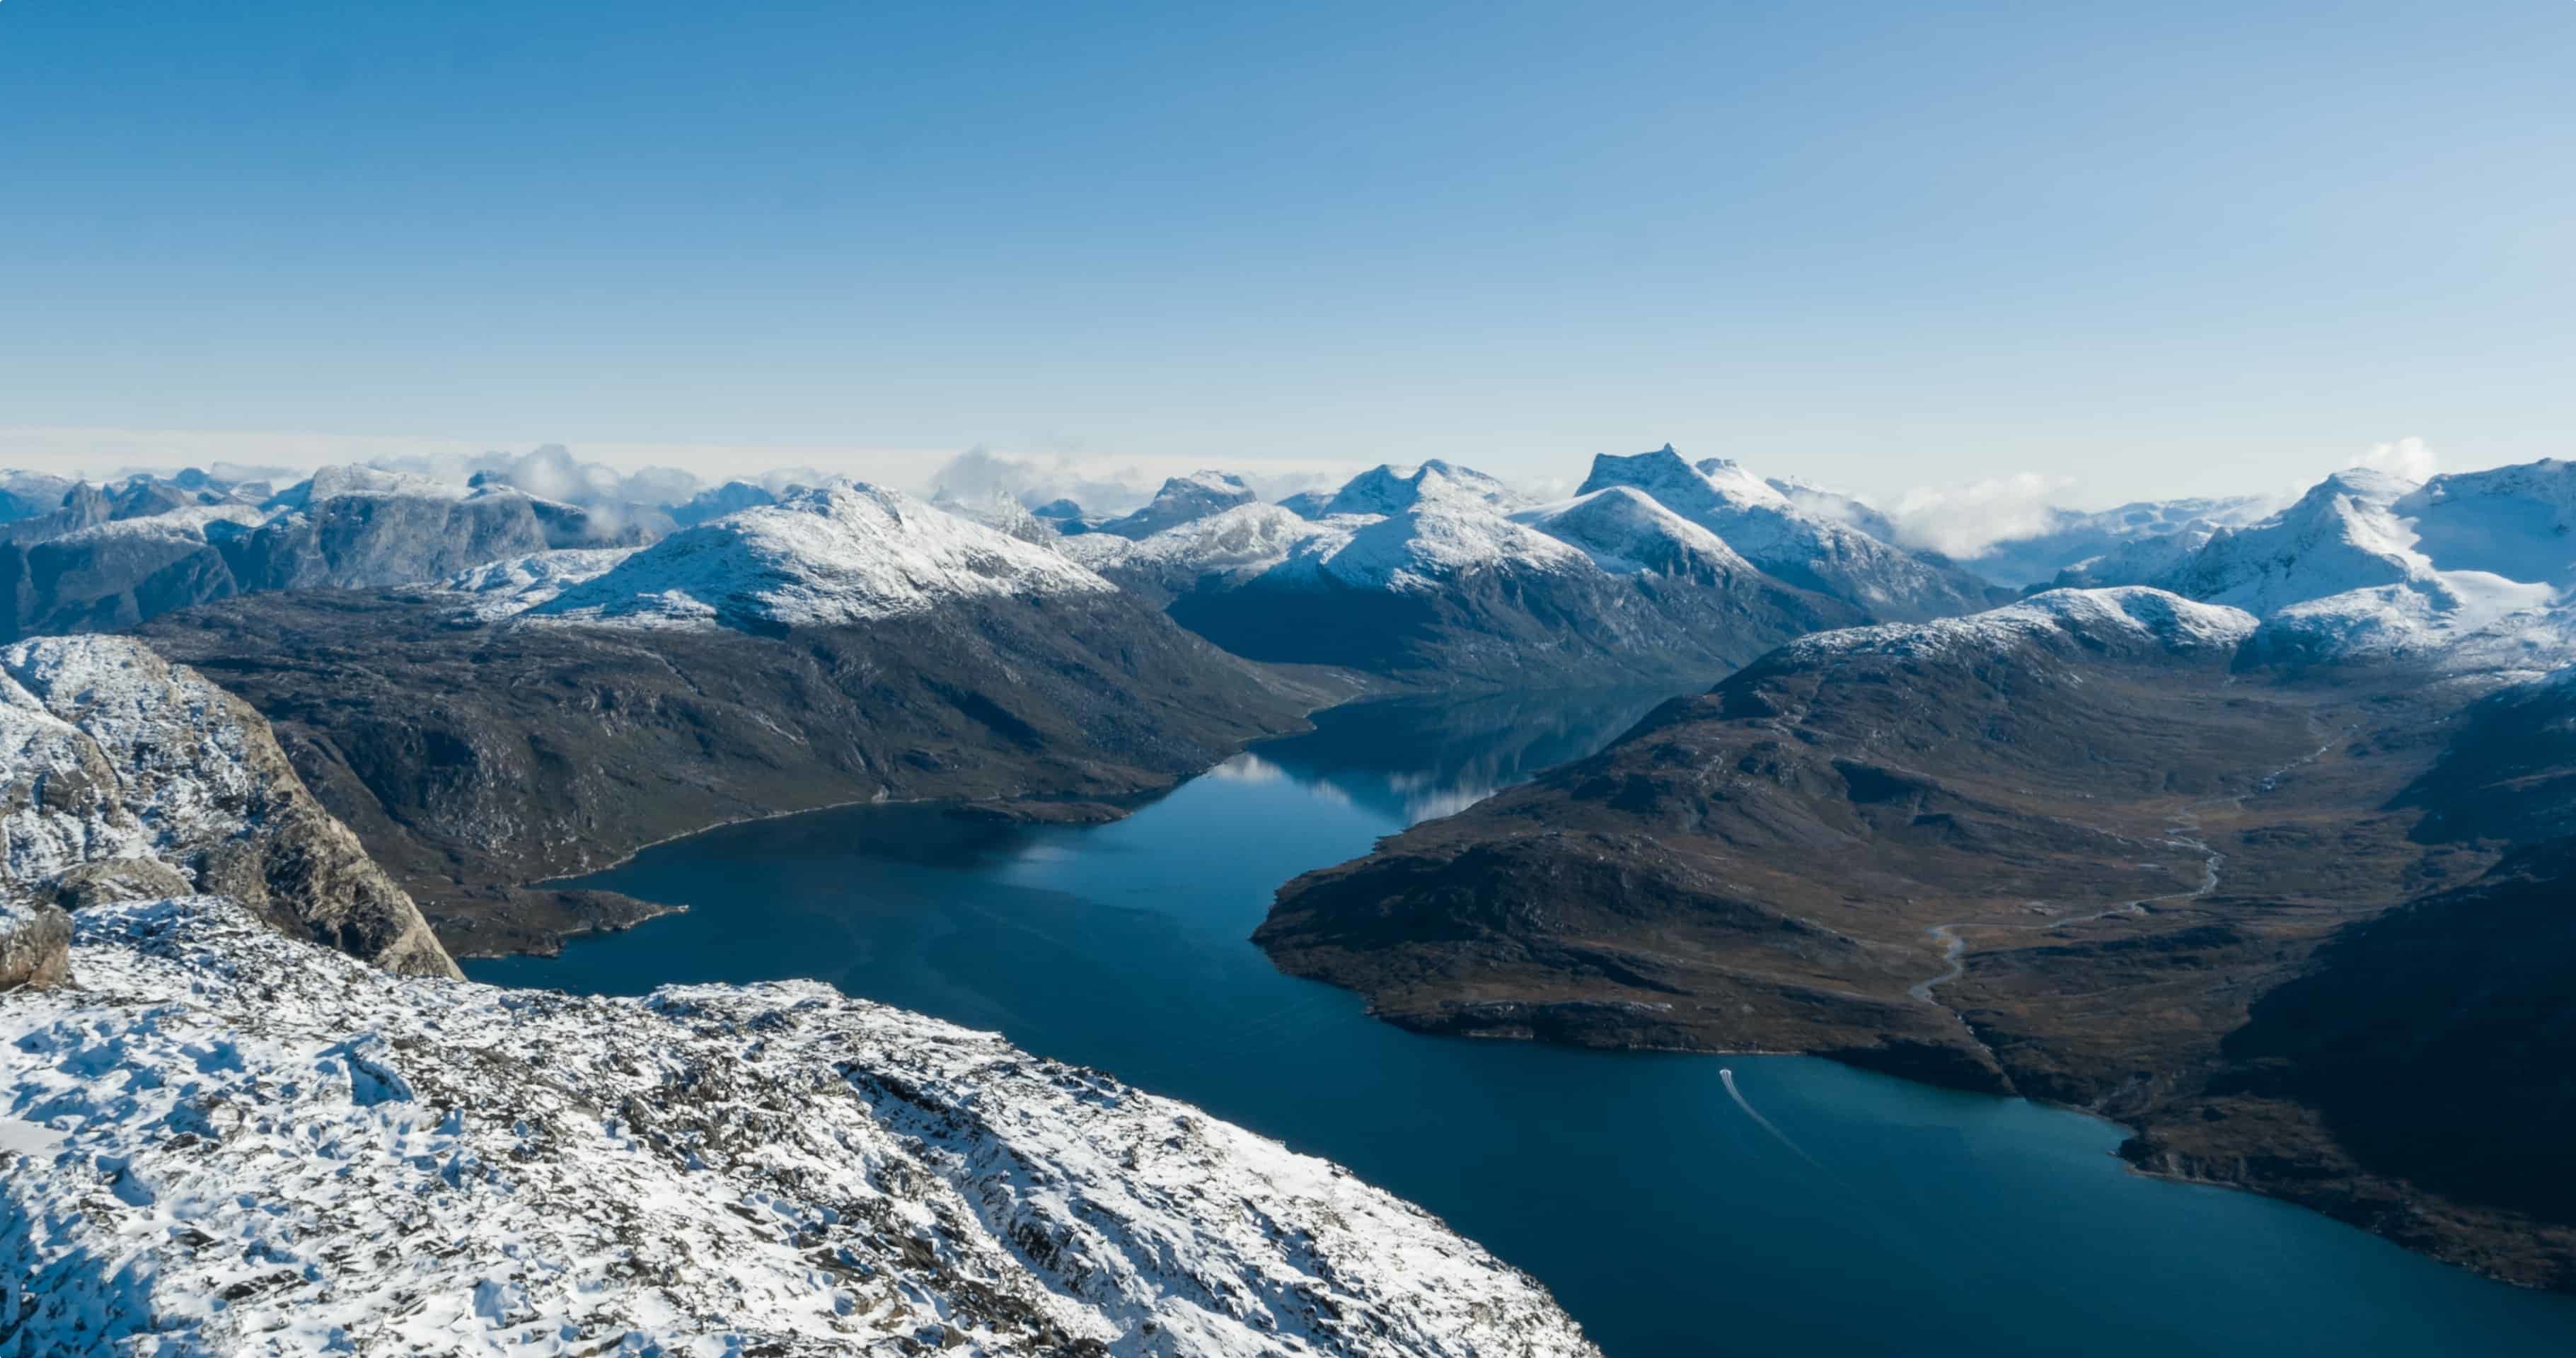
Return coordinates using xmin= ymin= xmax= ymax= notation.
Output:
xmin=3 ymin=0 xmax=2569 ymax=504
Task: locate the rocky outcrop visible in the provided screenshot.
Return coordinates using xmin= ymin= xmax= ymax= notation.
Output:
xmin=0 ymin=901 xmax=70 ymax=991
xmin=0 ymin=634 xmax=457 ymax=977
xmin=1 ymin=896 xmax=1598 ymax=1356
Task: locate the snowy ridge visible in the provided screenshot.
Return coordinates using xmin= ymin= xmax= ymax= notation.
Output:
xmin=1321 ymin=461 xmax=1524 ymax=517
xmin=1278 ymin=500 xmax=1590 ymax=593
xmin=1090 ymin=460 xmax=1780 ymax=598
xmin=437 ymin=547 xmax=642 ymax=622
xmin=524 ymin=485 xmax=1117 ymax=632
xmin=2158 ymin=470 xmax=2425 ymax=615
xmin=47 ymin=502 xmax=266 ymax=547
xmin=2 ymin=897 xmax=1597 ymax=1358
xmin=1576 ymin=446 xmax=1987 ymax=615
xmin=1510 ymin=486 xmax=1755 ymax=579
xmin=1092 ymin=472 xmax=1261 ymax=540
xmin=2152 ymin=461 xmax=2576 ymax=674
xmin=2396 ymin=459 xmax=2576 ymax=586
xmin=1980 ymin=495 xmax=2282 ymax=591
xmin=1764 ymin=475 xmax=1900 ymax=544
xmin=1784 ymin=587 xmax=2256 ymax=664
xmin=1062 ymin=503 xmax=1347 ymax=582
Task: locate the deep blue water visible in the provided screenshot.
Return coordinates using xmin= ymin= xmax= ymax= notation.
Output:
xmin=469 ymin=689 xmax=2576 ymax=1357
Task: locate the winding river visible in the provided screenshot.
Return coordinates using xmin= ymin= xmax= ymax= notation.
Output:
xmin=469 ymin=688 xmax=2576 ymax=1357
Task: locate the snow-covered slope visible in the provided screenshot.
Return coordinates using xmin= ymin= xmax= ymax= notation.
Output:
xmin=1062 ymin=502 xmax=1346 ymax=593
xmin=2157 ymin=470 xmax=2424 ymax=615
xmin=438 ymin=547 xmax=642 ymax=621
xmin=1320 ymin=460 xmax=1523 ymax=517
xmin=3 ymin=895 xmax=1597 ymax=1358
xmin=1578 ymin=446 xmax=1996 ymax=619
xmin=1783 ymin=587 xmax=2258 ymax=665
xmin=1279 ymin=500 xmax=1590 ymax=593
xmin=0 ymin=634 xmax=456 ymax=977
xmin=1090 ymin=472 xmax=1261 ymax=540
xmin=1508 ymin=486 xmax=1757 ymax=581
xmin=1977 ymin=495 xmax=2281 ymax=591
xmin=1102 ymin=461 xmax=1862 ymax=685
xmin=931 ymin=487 xmax=1061 ymax=545
xmin=1764 ymin=475 xmax=1900 ymax=544
xmin=2396 ymin=459 xmax=2576 ymax=586
xmin=2147 ymin=461 xmax=2576 ymax=674
xmin=526 ymin=485 xmax=1117 ymax=632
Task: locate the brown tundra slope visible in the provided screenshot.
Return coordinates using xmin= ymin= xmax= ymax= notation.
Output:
xmin=1261 ymin=587 xmax=2576 ymax=1290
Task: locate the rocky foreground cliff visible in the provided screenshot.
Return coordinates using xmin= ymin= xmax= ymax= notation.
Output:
xmin=0 ymin=622 xmax=1592 ymax=1354
xmin=1 ymin=897 xmax=1595 ymax=1357
xmin=1 ymin=634 xmax=454 ymax=980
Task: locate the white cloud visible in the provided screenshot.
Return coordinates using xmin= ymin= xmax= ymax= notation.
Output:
xmin=2343 ymin=436 xmax=2438 ymax=486
xmin=1881 ymin=472 xmax=2077 ymax=559
xmin=0 ymin=426 xmax=959 ymax=494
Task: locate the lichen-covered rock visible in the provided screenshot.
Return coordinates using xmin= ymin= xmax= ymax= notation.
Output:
xmin=0 ymin=634 xmax=456 ymax=977
xmin=1 ymin=898 xmax=1598 ymax=1357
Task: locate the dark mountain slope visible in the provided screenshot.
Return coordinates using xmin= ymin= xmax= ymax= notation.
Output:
xmin=1259 ymin=585 xmax=2575 ymax=1287
xmin=144 ymin=587 xmax=1352 ymax=957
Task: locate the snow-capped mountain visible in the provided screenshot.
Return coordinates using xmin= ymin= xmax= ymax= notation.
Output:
xmin=1782 ymin=586 xmax=2258 ymax=666
xmin=1578 ymin=446 xmax=2000 ymax=620
xmin=439 ymin=547 xmax=642 ymax=622
xmin=1319 ymin=460 xmax=1524 ymax=517
xmin=1078 ymin=458 xmax=1864 ymax=686
xmin=2132 ymin=460 xmax=2576 ymax=675
xmin=1086 ymin=470 xmax=1261 ymax=539
xmin=0 ymin=634 xmax=455 ymax=977
xmin=1059 ymin=502 xmax=1334 ymax=600
xmin=930 ymin=486 xmax=1061 ymax=545
xmin=1276 ymin=487 xmax=1336 ymax=519
xmin=1764 ymin=474 xmax=1901 ymax=544
xmin=4 ymin=894 xmax=1596 ymax=1357
xmin=2156 ymin=469 xmax=2422 ymax=615
xmin=1510 ymin=485 xmax=1761 ymax=581
xmin=1972 ymin=495 xmax=2281 ymax=590
xmin=524 ymin=484 xmax=1116 ymax=632
xmin=668 ymin=478 xmax=782 ymax=528
xmin=0 ymin=465 xmax=664 ymax=643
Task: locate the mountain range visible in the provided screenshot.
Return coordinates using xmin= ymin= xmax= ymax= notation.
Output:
xmin=13 ymin=442 xmax=2576 ymax=1302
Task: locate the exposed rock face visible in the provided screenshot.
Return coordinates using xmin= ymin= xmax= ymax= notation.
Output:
xmin=141 ymin=586 xmax=1353 ymax=957
xmin=0 ymin=900 xmax=70 ymax=991
xmin=0 ymin=634 xmax=457 ymax=978
xmin=1 ymin=895 xmax=1598 ymax=1357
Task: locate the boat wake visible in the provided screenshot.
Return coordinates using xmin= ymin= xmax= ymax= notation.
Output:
xmin=1721 ymin=1067 xmax=1827 ymax=1171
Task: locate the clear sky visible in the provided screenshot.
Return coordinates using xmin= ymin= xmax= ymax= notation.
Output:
xmin=4 ymin=0 xmax=2569 ymax=506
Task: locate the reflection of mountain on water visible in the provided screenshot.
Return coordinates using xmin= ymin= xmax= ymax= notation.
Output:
xmin=1251 ymin=687 xmax=1682 ymax=825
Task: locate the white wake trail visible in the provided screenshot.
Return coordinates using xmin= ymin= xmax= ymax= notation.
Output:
xmin=1720 ymin=1067 xmax=1827 ymax=1171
